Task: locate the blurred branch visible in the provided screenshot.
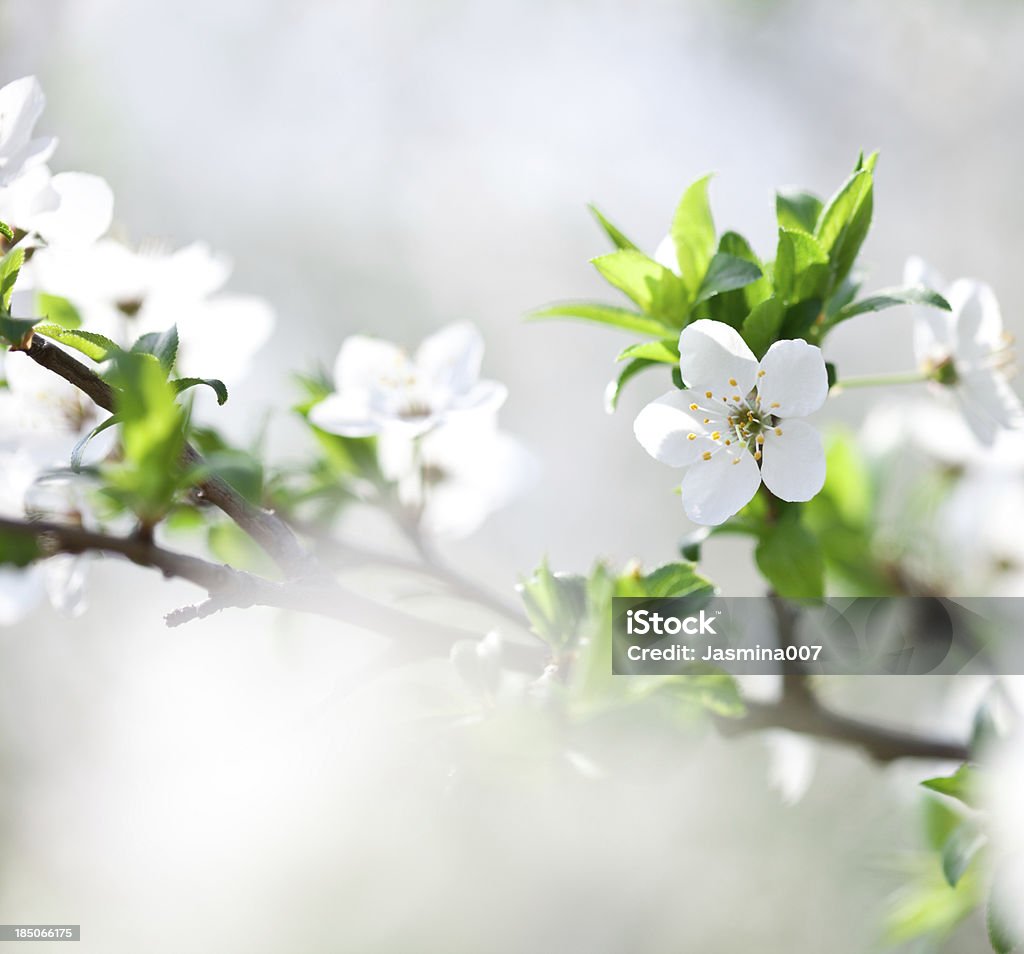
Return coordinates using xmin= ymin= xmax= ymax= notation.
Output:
xmin=719 ymin=595 xmax=970 ymax=764
xmin=0 ymin=515 xmax=544 ymax=669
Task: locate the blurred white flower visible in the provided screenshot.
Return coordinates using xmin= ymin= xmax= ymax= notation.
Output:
xmin=0 ymin=76 xmax=113 ymax=246
xmin=634 ymin=319 xmax=828 ymax=525
xmin=28 ymin=239 xmax=274 ymax=386
xmin=378 ymin=412 xmax=537 ymax=539
xmin=450 ymin=631 xmax=503 ymax=699
xmin=0 ymin=77 xmax=55 ymax=188
xmin=906 ymin=256 xmax=1024 ymax=444
xmin=984 ymin=730 xmax=1024 ymax=943
xmin=310 ymin=322 xmax=506 ymax=438
xmin=763 ymin=729 xmax=816 ymax=805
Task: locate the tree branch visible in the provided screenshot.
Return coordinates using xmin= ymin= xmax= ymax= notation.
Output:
xmin=20 ymin=335 xmax=316 ymax=578
xmin=0 ymin=516 xmax=545 ymax=670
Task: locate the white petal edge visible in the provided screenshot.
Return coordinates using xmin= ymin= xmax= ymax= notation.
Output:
xmin=756 ymin=339 xmax=828 ymax=418
xmin=308 ymin=393 xmax=380 ymax=437
xmin=680 ymin=447 xmax=761 ymax=525
xmin=332 ymin=335 xmax=411 ymax=393
xmin=678 ymin=319 xmax=758 ymax=397
xmin=633 ymin=390 xmax=717 ymax=467
xmin=760 ymin=419 xmax=826 ymax=502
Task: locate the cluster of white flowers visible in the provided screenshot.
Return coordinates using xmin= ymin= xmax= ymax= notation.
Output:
xmin=633 ymin=258 xmax=1022 ymax=526
xmin=310 ymin=322 xmax=535 ymax=539
xmin=0 ymin=76 xmax=275 ymax=622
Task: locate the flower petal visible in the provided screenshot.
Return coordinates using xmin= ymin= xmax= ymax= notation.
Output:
xmin=449 ymin=379 xmax=508 ymax=416
xmin=332 ymin=335 xmax=411 ymax=393
xmin=680 ymin=446 xmax=761 ymax=525
xmin=23 ymin=172 xmax=113 ymax=246
xmin=756 ymin=339 xmax=828 ymax=418
xmin=634 ymin=389 xmax=717 ymax=467
xmin=948 ymin=279 xmax=1005 ymax=364
xmin=760 ymin=419 xmax=825 ymax=502
xmin=905 ymin=256 xmax=954 ymax=365
xmin=654 ymin=234 xmax=677 ymax=273
xmin=678 ymin=319 xmax=758 ymax=397
xmin=956 ymin=370 xmax=1024 ymax=445
xmin=416 ymin=322 xmax=484 ymax=398
xmin=308 ymin=392 xmax=380 ymax=437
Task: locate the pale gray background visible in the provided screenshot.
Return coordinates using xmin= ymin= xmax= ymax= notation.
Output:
xmin=1 ymin=1 xmax=1018 ymax=951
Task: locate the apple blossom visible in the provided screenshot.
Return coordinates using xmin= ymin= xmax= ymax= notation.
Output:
xmin=634 ymin=319 xmax=828 ymax=525
xmin=310 ymin=322 xmax=506 ymax=438
xmin=906 ymin=256 xmax=1024 ymax=444
xmin=0 ymin=77 xmax=55 ymax=188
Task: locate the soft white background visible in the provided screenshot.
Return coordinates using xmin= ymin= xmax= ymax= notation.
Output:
xmin=1 ymin=1 xmax=1020 ymax=950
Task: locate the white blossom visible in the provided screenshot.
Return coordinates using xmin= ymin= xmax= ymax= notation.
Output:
xmin=906 ymin=256 xmax=1024 ymax=444
xmin=310 ymin=322 xmax=506 ymax=438
xmin=0 ymin=76 xmax=112 ymax=246
xmin=634 ymin=319 xmax=828 ymax=525
xmin=378 ymin=412 xmax=537 ymax=539
xmin=28 ymin=239 xmax=274 ymax=386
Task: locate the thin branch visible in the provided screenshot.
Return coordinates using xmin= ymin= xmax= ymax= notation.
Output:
xmin=20 ymin=334 xmax=316 ymax=578
xmin=0 ymin=516 xmax=545 ymax=670
xmin=717 ymin=595 xmax=970 ymax=764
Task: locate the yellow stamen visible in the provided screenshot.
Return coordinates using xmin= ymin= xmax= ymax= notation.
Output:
xmin=770 ymin=402 xmax=780 ymax=409
xmin=754 ymin=450 xmax=762 ymax=461
xmin=689 ymin=403 xmax=699 ymax=410
xmin=756 ymin=435 xmax=765 ymax=445
xmin=687 ymin=433 xmax=697 ymax=441
xmin=711 ymin=431 xmax=721 ymax=440
xmin=702 ymin=451 xmax=712 ymax=461
xmin=774 ymin=427 xmax=782 ymax=436
xmin=705 ymin=391 xmax=713 ymax=398
xmin=728 ymin=378 xmax=737 ymax=387
xmin=757 ymin=369 xmax=766 ymax=378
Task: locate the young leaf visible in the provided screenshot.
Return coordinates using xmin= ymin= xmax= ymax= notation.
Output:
xmin=921 ymin=764 xmax=977 ymax=808
xmin=132 ymin=325 xmax=179 ymax=374
xmin=0 ymin=220 xmax=13 ymax=242
xmin=173 ymin=377 xmax=229 ymax=406
xmin=693 ymin=252 xmax=762 ymax=305
xmin=616 ymin=338 xmax=679 ymax=365
xmin=605 ymin=357 xmax=658 ymax=413
xmin=0 ymin=314 xmax=38 ymax=349
xmin=587 ymin=204 xmax=638 ymax=250
xmin=755 ymin=511 xmax=824 ymax=599
xmin=941 ymin=825 xmax=986 ymax=888
xmin=988 ymin=886 xmax=1022 ymax=954
xmin=36 ymin=292 xmax=82 ymax=329
xmin=71 ymin=414 xmax=121 ymax=472
xmin=638 ymin=561 xmax=715 ymax=598
xmin=815 ymin=153 xmax=878 ymax=293
xmin=528 ymin=302 xmax=672 ymax=338
xmin=741 ymin=297 xmax=785 ymax=359
xmin=827 ymin=285 xmax=951 ymax=327
xmin=35 ymin=324 xmax=120 ymax=362
xmin=776 ymin=189 xmax=823 ymax=234
xmin=0 ymin=247 xmax=24 ymax=309
xmin=774 ymin=229 xmax=829 ymax=304
xmin=669 ymin=174 xmax=716 ymax=295
xmin=591 ymin=250 xmax=688 ymax=323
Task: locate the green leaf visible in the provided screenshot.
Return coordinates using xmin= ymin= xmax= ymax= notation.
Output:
xmin=779 ymin=298 xmax=823 ymax=341
xmin=740 ymin=297 xmax=784 ymax=359
xmin=0 ymin=247 xmax=24 ymax=309
xmin=517 ymin=558 xmax=588 ymax=649
xmin=70 ymin=414 xmax=121 ymax=472
xmin=669 ymin=174 xmax=716 ymax=295
xmin=815 ymin=154 xmax=877 ymax=293
xmin=776 ymin=189 xmax=823 ymax=234
xmin=774 ymin=229 xmax=829 ymax=304
xmin=132 ymin=325 xmax=179 ymax=374
xmin=35 ymin=292 xmax=82 ymax=329
xmin=104 ymin=352 xmax=187 ymax=525
xmin=616 ymin=338 xmax=679 ymax=365
xmin=0 ymin=220 xmax=13 ymax=242
xmin=35 ymin=324 xmax=121 ymax=362
xmin=587 ymin=204 xmax=638 ymax=250
xmin=591 ymin=250 xmax=688 ymax=323
xmin=921 ymin=764 xmax=978 ymax=808
xmin=605 ymin=358 xmax=658 ymax=413
xmin=0 ymin=314 xmax=38 ymax=349
xmin=207 ymin=521 xmax=277 ymax=576
xmin=828 ymin=285 xmax=951 ymax=326
xmin=636 ymin=561 xmax=715 ymax=598
xmin=0 ymin=529 xmax=41 ymax=567
xmin=528 ymin=302 xmax=672 ymax=338
xmin=173 ymin=376 xmax=229 ymax=406
xmin=755 ymin=511 xmax=824 ymax=599
xmin=694 ymin=252 xmax=762 ymax=305
xmin=941 ymin=825 xmax=986 ymax=887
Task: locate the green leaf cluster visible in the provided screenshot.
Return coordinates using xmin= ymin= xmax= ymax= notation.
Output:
xmin=531 ymin=154 xmax=950 ymax=409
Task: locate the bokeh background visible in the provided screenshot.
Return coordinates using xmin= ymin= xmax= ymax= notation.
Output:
xmin=1 ymin=0 xmax=1021 ymax=951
